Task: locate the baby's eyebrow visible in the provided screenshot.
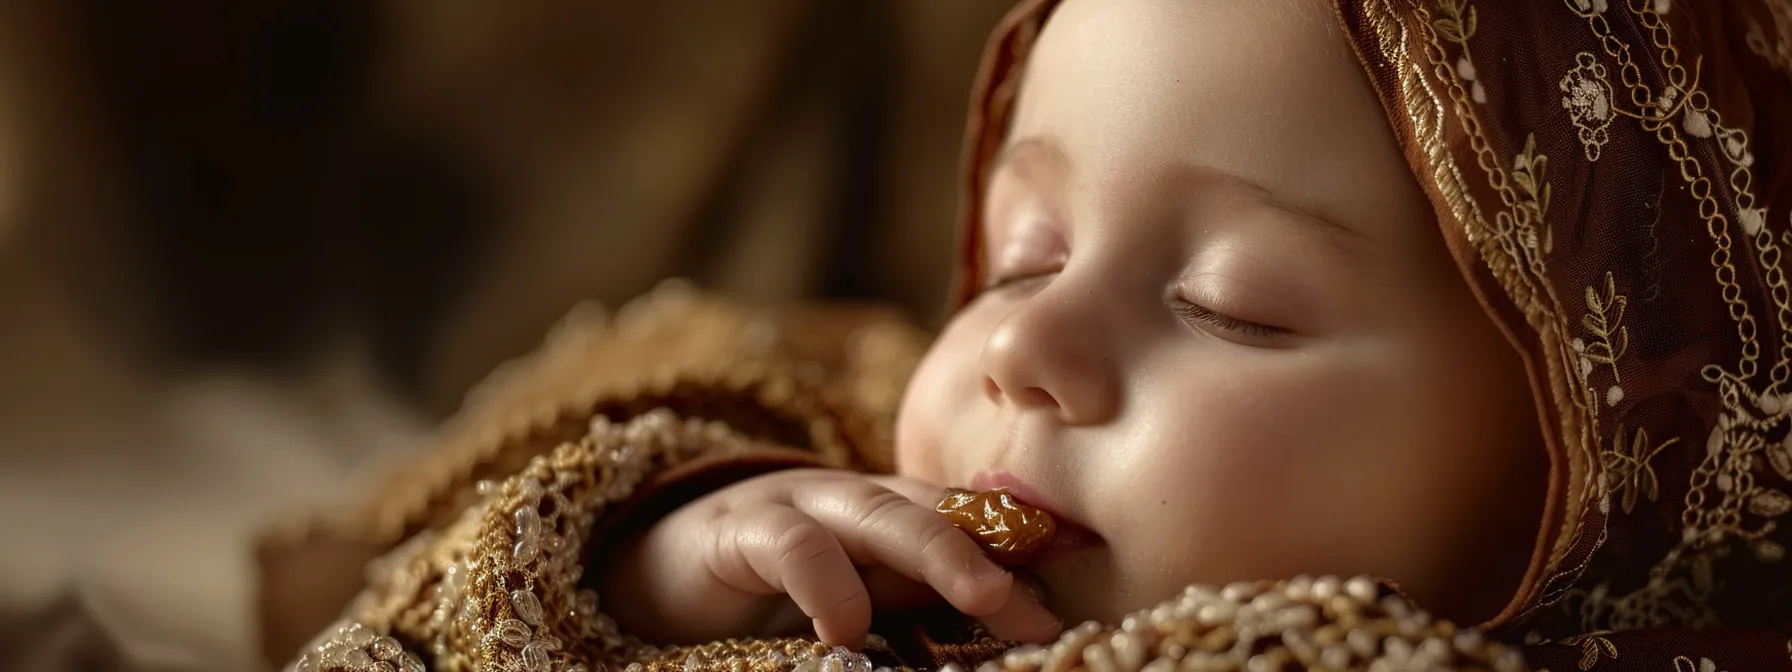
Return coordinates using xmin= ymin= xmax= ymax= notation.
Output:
xmin=1183 ymin=164 xmax=1363 ymax=243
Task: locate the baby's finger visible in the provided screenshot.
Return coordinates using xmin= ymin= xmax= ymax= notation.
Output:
xmin=860 ymin=566 xmax=947 ymax=611
xmin=712 ymin=506 xmax=871 ymax=649
xmin=793 ymin=480 xmax=1019 ymax=618
xmin=975 ymin=573 xmax=1063 ymax=644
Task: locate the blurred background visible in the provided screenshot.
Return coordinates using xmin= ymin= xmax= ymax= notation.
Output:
xmin=0 ymin=1 xmax=1012 ymax=668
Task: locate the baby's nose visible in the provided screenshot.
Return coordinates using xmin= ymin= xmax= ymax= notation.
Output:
xmin=978 ymin=296 xmax=1119 ymax=425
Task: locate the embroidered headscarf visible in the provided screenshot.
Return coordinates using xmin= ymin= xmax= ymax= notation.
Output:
xmin=955 ymin=0 xmax=1792 ymax=668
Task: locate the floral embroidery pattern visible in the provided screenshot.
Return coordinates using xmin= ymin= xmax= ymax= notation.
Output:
xmin=1558 ymin=631 xmax=1618 ymax=670
xmin=1602 ymin=425 xmax=1676 ymax=514
xmin=1575 ymin=272 xmax=1627 ymax=406
xmin=1560 ymin=52 xmax=1614 ymax=161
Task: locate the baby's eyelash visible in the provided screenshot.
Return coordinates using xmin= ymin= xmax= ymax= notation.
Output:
xmin=1170 ymin=301 xmax=1288 ymax=339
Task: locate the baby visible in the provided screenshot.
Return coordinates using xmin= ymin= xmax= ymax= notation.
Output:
xmin=278 ymin=0 xmax=1792 ymax=669
xmin=604 ymin=0 xmax=1546 ymax=650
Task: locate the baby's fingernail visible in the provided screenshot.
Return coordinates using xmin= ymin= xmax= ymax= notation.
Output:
xmin=971 ymin=556 xmax=1007 ymax=582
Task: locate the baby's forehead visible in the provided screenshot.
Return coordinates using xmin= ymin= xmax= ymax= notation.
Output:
xmin=1005 ymin=0 xmax=1433 ymax=260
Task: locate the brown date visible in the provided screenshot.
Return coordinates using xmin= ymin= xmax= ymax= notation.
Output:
xmin=935 ymin=488 xmax=1057 ymax=566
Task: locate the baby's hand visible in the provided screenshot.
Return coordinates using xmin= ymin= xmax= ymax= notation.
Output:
xmin=603 ymin=469 xmax=1063 ymax=649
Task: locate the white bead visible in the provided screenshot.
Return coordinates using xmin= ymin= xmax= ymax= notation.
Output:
xmin=1347 ymin=630 xmax=1377 ymax=659
xmin=1453 ymin=629 xmax=1485 ymax=652
xmin=1494 ymin=649 xmax=1526 ymax=672
xmin=1219 ymin=582 xmax=1256 ymax=602
xmin=516 ymin=508 xmax=542 ymax=540
xmin=343 ymin=649 xmax=374 ymax=668
xmin=686 ymin=653 xmax=706 ymax=672
xmin=1004 ymin=644 xmax=1045 ymax=667
xmin=1196 ymin=602 xmax=1235 ymax=625
xmin=1344 ymin=576 xmax=1378 ymax=603
xmin=822 ymin=647 xmax=871 ymax=672
xmin=1285 ymin=575 xmax=1314 ymax=602
xmin=1382 ymin=636 xmax=1414 ymax=662
xmin=1278 ymin=605 xmax=1317 ymax=631
xmin=496 ymin=619 xmax=531 ymax=648
xmin=367 ymin=636 xmax=400 ymax=661
xmin=1141 ymin=658 xmax=1177 ymax=672
xmin=938 ymin=664 xmax=964 ymax=672
xmin=1151 ymin=604 xmax=1177 ymax=624
xmin=514 ymin=538 xmax=540 ymax=564
xmin=344 ymin=624 xmax=375 ymax=648
xmin=1084 ymin=643 xmax=1118 ymax=672
xmin=1415 ymin=638 xmax=1450 ymax=667
xmin=794 ymin=657 xmax=822 ymax=672
xmin=1311 ymin=576 xmax=1341 ymax=601
xmin=1110 ymin=632 xmax=1146 ymax=672
xmin=1320 ymin=646 xmax=1351 ymax=669
xmin=510 ymin=590 xmax=545 ymax=625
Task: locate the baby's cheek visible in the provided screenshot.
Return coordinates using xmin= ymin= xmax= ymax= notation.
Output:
xmin=893 ymin=314 xmax=990 ymax=483
xmin=1106 ymin=364 xmax=1394 ymax=587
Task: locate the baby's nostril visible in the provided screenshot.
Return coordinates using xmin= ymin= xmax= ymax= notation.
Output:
xmin=1016 ymin=387 xmax=1058 ymax=408
xmin=983 ymin=376 xmax=1004 ymax=402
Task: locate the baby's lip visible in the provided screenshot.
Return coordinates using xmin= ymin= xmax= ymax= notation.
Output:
xmin=967 ymin=469 xmax=1103 ymax=563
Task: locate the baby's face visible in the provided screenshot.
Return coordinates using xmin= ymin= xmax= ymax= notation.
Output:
xmin=896 ymin=0 xmax=1547 ymax=627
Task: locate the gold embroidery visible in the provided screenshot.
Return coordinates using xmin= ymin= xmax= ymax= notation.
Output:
xmin=1673 ymin=656 xmax=1722 ymax=672
xmin=1558 ymin=631 xmax=1617 ymax=670
xmin=1602 ymin=425 xmax=1676 ymax=514
xmin=1546 ymin=0 xmax=1792 ymax=634
xmin=1559 ymin=52 xmax=1615 ymax=162
xmin=1386 ymin=0 xmax=1602 ymax=616
xmin=1511 ymin=135 xmax=1556 ymax=257
xmin=1576 ymin=272 xmax=1628 ymax=406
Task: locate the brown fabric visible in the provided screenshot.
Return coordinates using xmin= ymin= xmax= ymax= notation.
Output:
xmin=255 ymin=289 xmax=928 ymax=665
xmin=957 ymin=0 xmax=1792 ymax=668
